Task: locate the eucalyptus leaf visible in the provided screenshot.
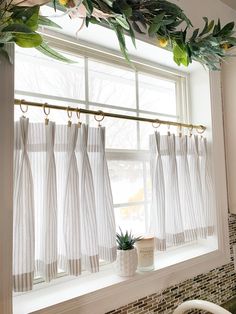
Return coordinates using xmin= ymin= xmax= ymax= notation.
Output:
xmin=217 ymin=22 xmax=235 ymax=37
xmin=13 ymin=33 xmax=42 ymax=48
xmin=38 ymin=16 xmax=62 ymax=29
xmin=148 ymin=12 xmax=165 ymax=36
xmin=36 ymin=42 xmax=75 ymax=63
xmin=116 ymin=16 xmax=130 ymax=30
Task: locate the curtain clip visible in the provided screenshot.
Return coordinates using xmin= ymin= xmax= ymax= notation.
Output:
xmin=19 ymin=99 xmax=28 ymax=118
xmin=43 ymin=103 xmax=50 ymax=125
xmin=76 ymin=108 xmax=82 ymax=128
xmin=67 ymin=106 xmax=73 ymax=127
xmin=94 ymin=110 xmax=105 ymax=127
xmin=179 ymin=125 xmax=182 ymax=137
xmin=196 ymin=125 xmax=205 ymax=135
xmin=167 ymin=124 xmax=171 ymax=136
xmin=189 ymin=125 xmax=193 ymax=137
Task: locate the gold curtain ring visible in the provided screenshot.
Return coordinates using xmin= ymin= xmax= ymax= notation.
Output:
xmin=94 ymin=110 xmax=105 ymax=126
xmin=196 ymin=125 xmax=205 ymax=134
xmin=43 ymin=103 xmax=50 ymax=125
xmin=76 ymin=108 xmax=81 ymax=120
xmin=152 ymin=119 xmax=161 ymax=128
xmin=19 ymin=99 xmax=28 ymax=114
xmin=67 ymin=106 xmax=73 ymax=119
xmin=43 ymin=103 xmax=50 ymax=116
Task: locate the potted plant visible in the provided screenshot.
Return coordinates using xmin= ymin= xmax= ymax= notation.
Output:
xmin=116 ymin=228 xmax=141 ymax=277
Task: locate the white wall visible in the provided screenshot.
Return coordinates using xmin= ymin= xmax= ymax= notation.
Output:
xmin=172 ymin=0 xmax=236 ymax=27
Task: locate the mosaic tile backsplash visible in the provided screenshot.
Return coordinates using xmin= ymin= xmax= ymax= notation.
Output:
xmin=106 ymin=214 xmax=236 ymax=314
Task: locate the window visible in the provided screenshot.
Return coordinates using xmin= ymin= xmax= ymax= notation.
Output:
xmin=15 ymin=46 xmax=187 ymax=238
xmin=11 ymin=26 xmax=230 ymax=314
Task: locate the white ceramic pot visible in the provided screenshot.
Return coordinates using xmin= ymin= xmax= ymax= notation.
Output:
xmin=116 ymin=248 xmax=138 ymax=277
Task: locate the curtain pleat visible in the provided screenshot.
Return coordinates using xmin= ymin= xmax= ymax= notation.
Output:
xmin=149 ymin=132 xmax=214 ymax=251
xmin=187 ymin=136 xmax=207 ymax=238
xmin=13 ymin=118 xmax=35 ymax=292
xmin=176 ymin=135 xmax=197 ymax=242
xmin=13 ymin=121 xmax=115 ymax=291
xmin=88 ymin=127 xmax=117 ymax=262
xmin=42 ymin=122 xmax=57 ymax=281
xmin=77 ymin=125 xmax=99 ymax=272
xmin=149 ymin=132 xmax=166 ymax=250
xmin=198 ymin=137 xmax=215 ymax=235
xmin=62 ymin=125 xmax=81 ymax=276
xmin=162 ymin=134 xmax=184 ymax=246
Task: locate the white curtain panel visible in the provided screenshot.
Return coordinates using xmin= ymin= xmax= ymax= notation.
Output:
xmin=13 ymin=118 xmax=116 ymax=292
xmin=149 ymin=132 xmax=214 ymax=251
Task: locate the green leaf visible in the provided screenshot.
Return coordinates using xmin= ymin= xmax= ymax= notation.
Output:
xmin=123 ymin=6 xmax=132 ymax=18
xmin=207 ymin=20 xmax=215 ymax=33
xmin=83 ymin=0 xmax=94 ymax=15
xmin=36 ymin=41 xmax=75 ymax=63
xmin=114 ymin=25 xmax=131 ymax=62
xmin=190 ymin=28 xmax=199 ymax=41
xmin=199 ymin=17 xmax=209 ymax=37
xmin=127 ymin=20 xmax=136 ymax=48
xmin=2 ymin=24 xmax=33 ymax=34
xmin=38 ymin=16 xmax=62 ymax=29
xmin=53 ymin=0 xmax=57 ymax=11
xmin=10 ymin=6 xmax=40 ymax=31
xmin=116 ymin=16 xmax=130 ymax=30
xmin=148 ymin=12 xmax=165 ymax=36
xmin=218 ymin=22 xmax=235 ymax=36
xmin=13 ymin=33 xmax=42 ymax=48
xmin=173 ymin=42 xmax=189 ymax=67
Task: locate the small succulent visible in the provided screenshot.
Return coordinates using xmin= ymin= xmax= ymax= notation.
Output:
xmin=116 ymin=228 xmax=142 ymax=250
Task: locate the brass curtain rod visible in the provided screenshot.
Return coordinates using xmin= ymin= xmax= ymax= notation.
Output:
xmin=14 ymin=99 xmax=206 ymax=132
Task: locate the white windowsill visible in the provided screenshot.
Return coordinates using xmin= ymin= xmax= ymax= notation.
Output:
xmin=13 ymin=239 xmax=230 ymax=314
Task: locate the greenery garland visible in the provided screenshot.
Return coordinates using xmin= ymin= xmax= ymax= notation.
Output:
xmin=1 ymin=0 xmax=236 ymax=69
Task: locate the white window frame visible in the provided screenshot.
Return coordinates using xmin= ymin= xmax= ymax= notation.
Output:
xmin=10 ymin=32 xmax=230 ymax=314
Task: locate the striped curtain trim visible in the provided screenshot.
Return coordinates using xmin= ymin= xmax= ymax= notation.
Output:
xmin=99 ymin=246 xmax=117 ymax=262
xmin=154 ymin=238 xmax=166 ymax=251
xmin=207 ymin=226 xmax=214 ymax=236
xmin=68 ymin=259 xmax=82 ymax=276
xmin=83 ymin=255 xmax=99 ymax=273
xmin=13 ymin=272 xmax=34 ymax=292
xmin=35 ymin=260 xmax=57 ymax=282
xmin=166 ymin=232 xmax=185 ymax=246
xmin=184 ymin=229 xmax=198 ymax=242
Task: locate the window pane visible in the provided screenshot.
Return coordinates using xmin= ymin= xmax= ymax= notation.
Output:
xmin=15 ymin=48 xmax=85 ymax=100
xmin=89 ymin=107 xmax=138 ymax=149
xmin=138 ymin=73 xmax=177 ymax=115
xmin=88 ymin=60 xmax=136 ymax=108
xmin=115 ymin=204 xmax=145 ymax=235
xmin=108 ymin=160 xmax=144 ymax=204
